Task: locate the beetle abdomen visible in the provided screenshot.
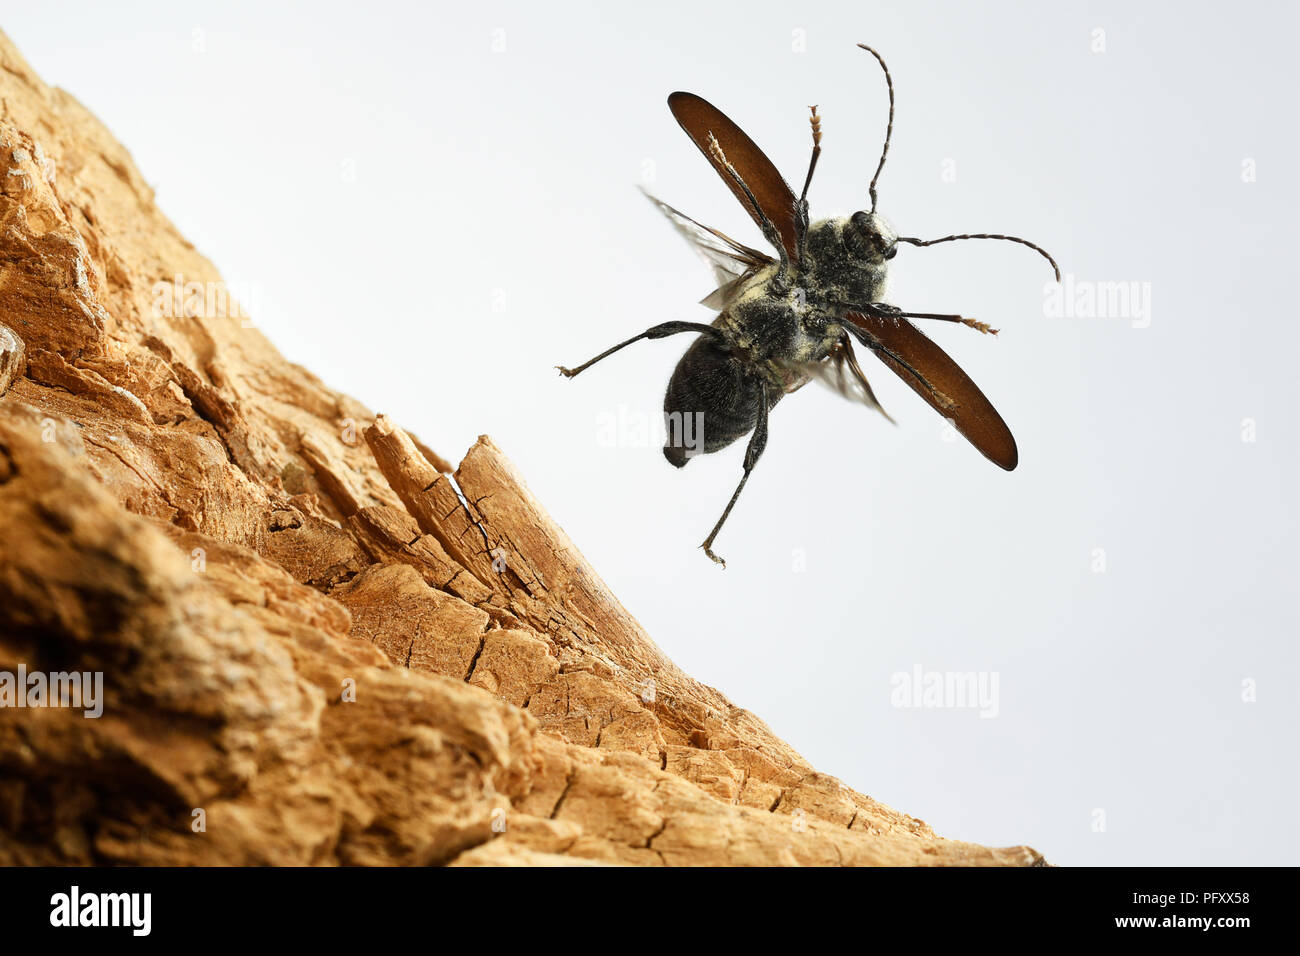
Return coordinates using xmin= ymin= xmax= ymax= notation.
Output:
xmin=662 ymin=336 xmax=779 ymax=467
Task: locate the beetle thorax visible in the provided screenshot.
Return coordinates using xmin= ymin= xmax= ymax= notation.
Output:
xmin=802 ymin=216 xmax=893 ymax=309
xmin=719 ymin=265 xmax=842 ymax=381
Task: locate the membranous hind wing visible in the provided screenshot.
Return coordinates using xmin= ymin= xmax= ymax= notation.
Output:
xmin=667 ymin=92 xmax=801 ymax=262
xmin=785 ymin=333 xmax=896 ymax=423
xmin=641 ymin=190 xmax=773 ymax=308
xmin=813 ymin=334 xmax=897 ymax=422
xmin=846 ymin=312 xmax=1018 ymax=470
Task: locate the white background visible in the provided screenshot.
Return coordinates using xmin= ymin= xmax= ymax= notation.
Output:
xmin=7 ymin=0 xmax=1297 ymax=865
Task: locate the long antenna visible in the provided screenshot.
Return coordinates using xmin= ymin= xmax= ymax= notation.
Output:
xmin=897 ymin=233 xmax=1062 ymax=282
xmin=799 ymin=105 xmax=822 ymax=204
xmin=857 ymin=43 xmax=894 ymax=213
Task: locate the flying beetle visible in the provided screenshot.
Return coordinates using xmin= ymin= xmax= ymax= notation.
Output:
xmin=559 ymin=44 xmax=1060 ymax=567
